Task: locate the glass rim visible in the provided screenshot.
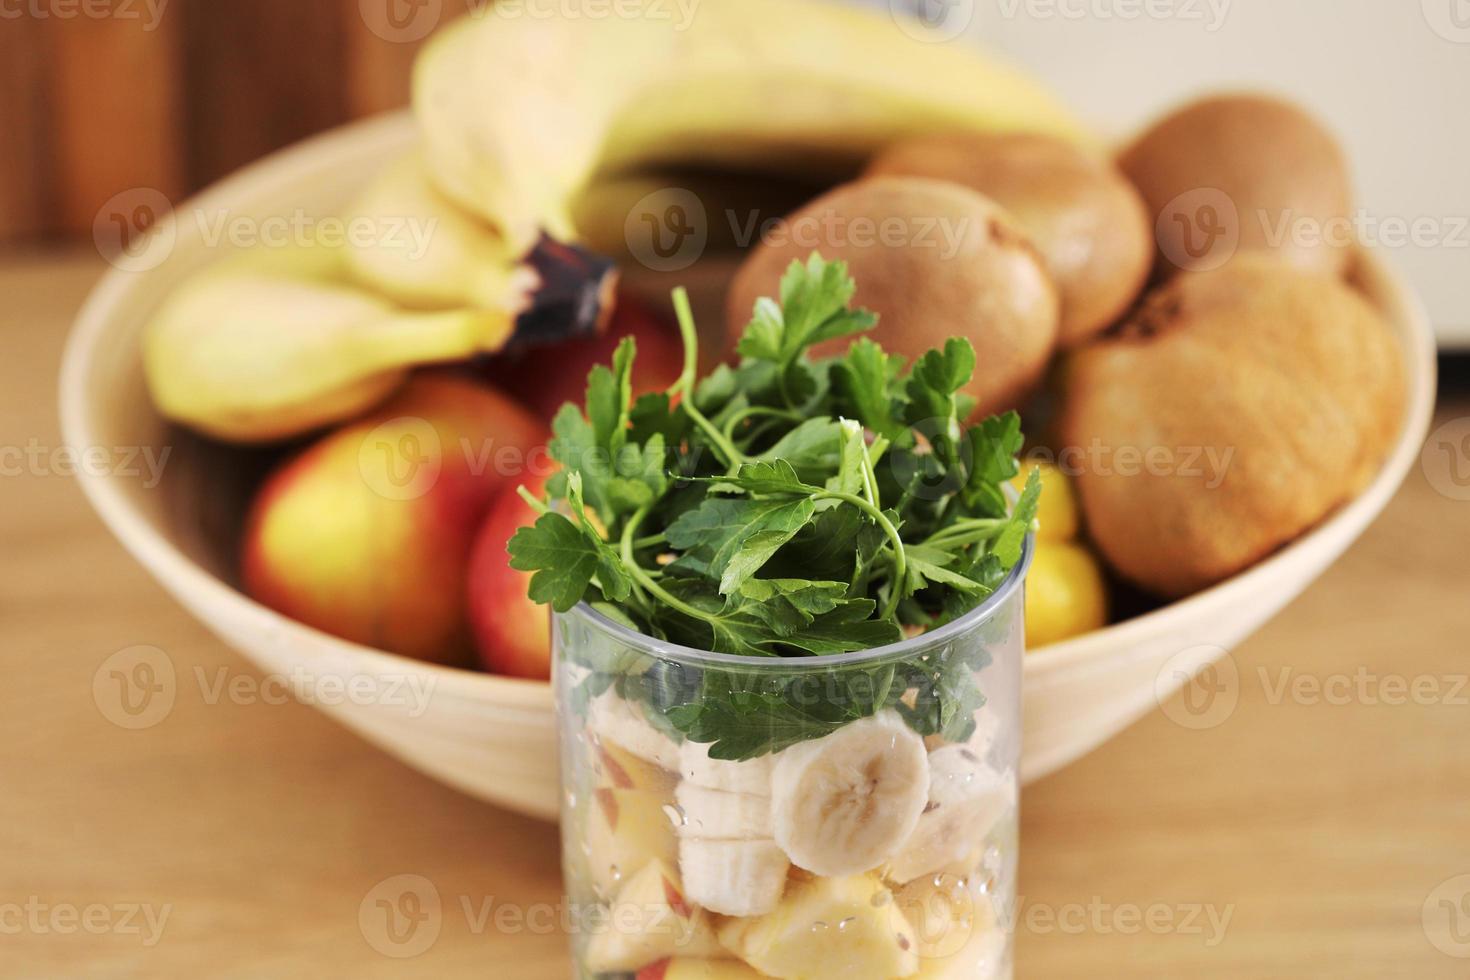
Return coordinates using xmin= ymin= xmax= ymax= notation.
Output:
xmin=563 ymin=533 xmax=1034 ymax=670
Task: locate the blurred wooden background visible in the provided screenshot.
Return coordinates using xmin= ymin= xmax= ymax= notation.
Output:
xmin=0 ymin=0 xmax=439 ymax=243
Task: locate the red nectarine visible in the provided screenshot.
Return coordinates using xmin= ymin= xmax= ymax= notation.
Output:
xmin=466 ymin=474 xmax=553 ymax=679
xmin=241 ymin=373 xmax=546 ymax=665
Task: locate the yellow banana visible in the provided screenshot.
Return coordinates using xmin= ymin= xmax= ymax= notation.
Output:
xmin=143 ymin=268 xmax=515 ymax=443
xmin=146 ymin=0 xmax=1086 ymax=443
xmin=341 ymin=153 xmax=534 ymax=311
xmin=415 ymin=0 xmax=1087 ymax=252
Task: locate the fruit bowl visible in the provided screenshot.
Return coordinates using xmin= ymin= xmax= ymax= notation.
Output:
xmin=60 ymin=112 xmax=1437 ymax=821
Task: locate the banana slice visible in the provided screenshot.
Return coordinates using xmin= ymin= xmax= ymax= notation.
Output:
xmin=678 ymin=839 xmax=791 ymax=918
xmin=679 ymin=739 xmax=774 ymax=796
xmin=770 ymin=710 xmax=930 ymax=876
xmin=886 ymin=747 xmax=1016 ymax=885
xmin=589 ymin=692 xmax=681 ymax=772
xmin=675 ymin=784 xmax=774 ymax=841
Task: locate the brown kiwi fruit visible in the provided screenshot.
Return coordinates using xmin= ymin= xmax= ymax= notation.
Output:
xmin=1060 ymin=255 xmax=1404 ymax=598
xmin=867 ymin=133 xmax=1151 ymax=348
xmin=726 ymin=176 xmax=1060 ymax=418
xmin=1119 ymin=93 xmax=1354 ymax=277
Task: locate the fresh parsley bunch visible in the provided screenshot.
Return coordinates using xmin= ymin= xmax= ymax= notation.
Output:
xmin=509 ymin=253 xmax=1040 ymax=661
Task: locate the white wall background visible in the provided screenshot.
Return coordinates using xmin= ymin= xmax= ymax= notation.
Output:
xmin=861 ymin=0 xmax=1470 ymax=345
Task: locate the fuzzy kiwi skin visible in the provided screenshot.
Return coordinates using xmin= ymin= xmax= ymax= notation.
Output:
xmin=726 ymin=176 xmax=1060 ymax=419
xmin=1119 ymin=93 xmax=1354 ymax=278
xmin=868 ymin=133 xmax=1151 ymax=348
xmin=1060 ymin=256 xmax=1404 ymax=598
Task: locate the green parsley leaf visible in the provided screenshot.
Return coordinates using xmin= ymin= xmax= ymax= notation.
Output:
xmin=507 ymin=512 xmax=630 ymax=612
xmin=666 ymin=494 xmax=818 ymax=594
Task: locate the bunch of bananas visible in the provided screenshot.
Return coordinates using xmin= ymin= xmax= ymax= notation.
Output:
xmin=142 ymin=0 xmax=1085 ymax=443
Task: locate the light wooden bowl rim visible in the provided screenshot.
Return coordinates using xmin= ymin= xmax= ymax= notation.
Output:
xmin=58 ymin=112 xmax=1439 ymax=709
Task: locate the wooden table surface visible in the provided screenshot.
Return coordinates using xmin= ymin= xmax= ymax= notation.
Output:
xmin=4 ymin=253 xmax=1469 ymax=979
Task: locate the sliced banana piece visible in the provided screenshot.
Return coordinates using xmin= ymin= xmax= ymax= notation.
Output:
xmin=770 ymin=710 xmax=930 ymax=877
xmin=675 ymin=783 xmax=774 ymax=841
xmin=886 ymin=747 xmax=1016 ymax=885
xmin=589 ymin=691 xmax=681 ymax=772
xmin=679 ymin=738 xmax=774 ymax=796
xmin=679 ymin=839 xmax=791 ymax=918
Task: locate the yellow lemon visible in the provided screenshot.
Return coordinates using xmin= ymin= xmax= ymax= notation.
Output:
xmin=1025 ymin=542 xmax=1109 ymax=649
xmin=1013 ymin=460 xmax=1079 ymax=542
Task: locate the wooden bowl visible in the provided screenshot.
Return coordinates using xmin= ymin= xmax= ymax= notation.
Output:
xmin=59 ymin=114 xmax=1438 ymax=820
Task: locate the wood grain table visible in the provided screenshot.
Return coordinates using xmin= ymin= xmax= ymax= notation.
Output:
xmin=4 ymin=253 xmax=1469 ymax=979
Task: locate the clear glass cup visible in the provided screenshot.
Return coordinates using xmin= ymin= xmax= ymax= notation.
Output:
xmin=553 ymin=538 xmax=1029 ymax=980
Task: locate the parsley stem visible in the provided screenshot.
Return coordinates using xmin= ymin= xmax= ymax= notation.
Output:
xmin=924 ymin=518 xmax=1007 ymax=550
xmin=815 ymin=491 xmax=906 ymax=621
xmin=621 ymin=504 xmax=719 ymax=627
xmin=670 ymin=287 xmax=746 ymax=474
xmin=517 ymin=485 xmax=551 ymax=515
xmin=721 ymin=405 xmax=804 ymax=446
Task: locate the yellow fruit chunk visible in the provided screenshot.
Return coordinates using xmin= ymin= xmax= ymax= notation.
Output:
xmin=596 ymin=738 xmax=679 ymax=796
xmin=585 ymin=787 xmax=679 ymax=899
xmin=718 ymin=875 xmax=919 ymax=979
xmin=904 ymin=884 xmax=1005 ymax=979
xmin=1012 ymin=460 xmax=1079 ymax=542
xmin=586 ymin=860 xmax=724 ymax=973
xmin=1025 ymin=542 xmax=1109 ymax=649
xmin=638 ymin=958 xmax=768 ymax=980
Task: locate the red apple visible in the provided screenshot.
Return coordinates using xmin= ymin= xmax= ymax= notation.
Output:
xmin=466 ymin=473 xmax=553 ymax=679
xmin=241 ymin=374 xmax=546 ymax=665
xmin=481 ymin=292 xmax=684 ymax=421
